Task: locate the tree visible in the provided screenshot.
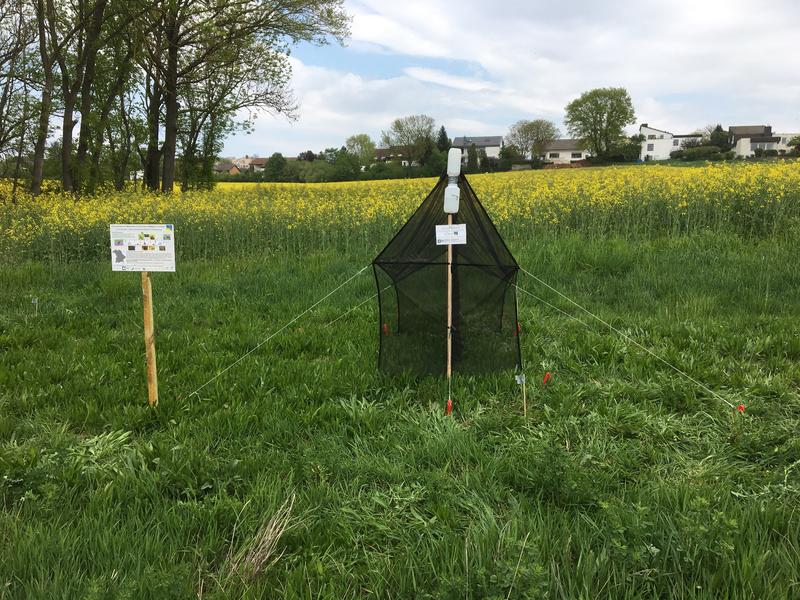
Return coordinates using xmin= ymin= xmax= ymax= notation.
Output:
xmin=609 ymin=134 xmax=645 ymax=162
xmin=331 ymin=147 xmax=360 ymax=180
xmin=498 ymin=144 xmax=523 ymax=171
xmin=137 ymin=0 xmax=349 ymax=192
xmin=264 ymin=152 xmax=286 ymax=180
xmin=436 ymin=125 xmax=450 ymax=152
xmin=788 ymin=136 xmax=800 ymax=152
xmin=297 ymin=150 xmax=315 ymax=161
xmin=505 ymin=119 xmax=559 ymax=159
xmin=564 ymin=87 xmax=636 ymax=158
xmin=466 ymin=143 xmax=478 ymax=173
xmin=380 ymin=114 xmax=436 ymax=165
xmin=708 ymin=124 xmax=731 ymax=152
xmin=477 ymin=147 xmax=487 ymax=172
xmin=345 ymin=133 xmax=375 ymax=167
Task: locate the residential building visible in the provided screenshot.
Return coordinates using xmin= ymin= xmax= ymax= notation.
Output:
xmin=375 ymin=147 xmax=410 ymax=166
xmin=728 ymin=125 xmax=799 ymax=157
xmin=213 ymin=161 xmax=240 ymax=175
xmin=233 ymin=155 xmax=253 ymax=170
xmin=248 ymin=157 xmax=268 ymax=172
xmin=451 ymin=136 xmax=503 ymax=164
xmin=639 ymin=124 xmax=702 ymax=161
xmin=541 ymin=139 xmax=591 ymax=164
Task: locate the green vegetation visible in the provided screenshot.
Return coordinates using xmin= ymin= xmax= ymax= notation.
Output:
xmin=3 ymin=230 xmax=800 ymax=598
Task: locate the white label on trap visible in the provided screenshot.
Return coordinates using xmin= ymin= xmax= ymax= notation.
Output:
xmin=110 ymin=224 xmax=175 ymax=272
xmin=435 ymin=224 xmax=467 ymax=246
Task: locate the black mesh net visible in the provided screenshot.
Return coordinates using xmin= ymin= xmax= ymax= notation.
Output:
xmin=373 ymin=174 xmax=521 ymax=375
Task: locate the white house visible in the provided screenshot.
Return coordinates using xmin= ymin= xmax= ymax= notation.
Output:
xmin=540 ymin=139 xmax=591 ymax=164
xmin=452 ymin=136 xmax=503 ymax=164
xmin=729 ymin=125 xmax=800 ymax=157
xmin=639 ymin=124 xmax=702 ymax=161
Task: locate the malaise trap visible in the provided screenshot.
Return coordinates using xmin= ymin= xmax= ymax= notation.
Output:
xmin=373 ymin=159 xmax=522 ymax=377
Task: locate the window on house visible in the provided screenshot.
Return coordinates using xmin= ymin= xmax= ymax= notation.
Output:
xmin=548 ymin=152 xmax=560 ymax=159
xmin=673 ymin=140 xmax=680 ymax=146
xmin=647 ymin=143 xmax=654 ymax=151
xmin=647 ymin=134 xmax=656 ymax=139
xmin=571 ymin=152 xmax=582 ymax=159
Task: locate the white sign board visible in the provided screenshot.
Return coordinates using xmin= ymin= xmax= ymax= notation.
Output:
xmin=110 ymin=224 xmax=175 ymax=272
xmin=435 ymin=223 xmax=467 ymax=246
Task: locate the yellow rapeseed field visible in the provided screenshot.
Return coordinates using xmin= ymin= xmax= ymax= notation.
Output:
xmin=2 ymin=162 xmax=799 ymax=262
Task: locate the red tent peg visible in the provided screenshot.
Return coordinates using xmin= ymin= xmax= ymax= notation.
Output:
xmin=382 ymin=322 xmax=390 ymax=336
xmin=543 ymin=371 xmax=552 ymax=386
xmin=445 ymin=398 xmax=453 ymax=416
xmin=736 ymin=404 xmax=745 ymax=413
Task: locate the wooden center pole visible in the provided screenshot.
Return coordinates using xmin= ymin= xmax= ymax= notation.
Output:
xmin=446 ymin=214 xmax=453 ymax=383
xmin=141 ymin=271 xmax=159 ymax=407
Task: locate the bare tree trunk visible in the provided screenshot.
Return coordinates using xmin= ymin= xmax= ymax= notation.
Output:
xmin=144 ymin=74 xmax=161 ymax=191
xmin=11 ymin=77 xmax=30 ymax=204
xmin=30 ymin=71 xmax=52 ymax=195
xmin=31 ymin=0 xmax=53 ymax=195
xmin=160 ymin=11 xmax=179 ymax=193
xmin=74 ymin=0 xmax=107 ymax=192
xmin=60 ymin=102 xmax=76 ymax=191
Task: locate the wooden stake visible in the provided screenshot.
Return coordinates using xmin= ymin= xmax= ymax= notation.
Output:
xmin=446 ymin=214 xmax=453 ymax=383
xmin=141 ymin=271 xmax=158 ymax=407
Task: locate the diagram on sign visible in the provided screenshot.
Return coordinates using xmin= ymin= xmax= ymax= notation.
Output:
xmin=110 ymin=224 xmax=175 ymax=272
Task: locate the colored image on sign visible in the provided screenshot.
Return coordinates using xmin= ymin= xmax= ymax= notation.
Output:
xmin=110 ymin=224 xmax=175 ymax=272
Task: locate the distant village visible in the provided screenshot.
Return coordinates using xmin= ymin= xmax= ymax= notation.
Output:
xmin=214 ymin=123 xmax=800 ymax=182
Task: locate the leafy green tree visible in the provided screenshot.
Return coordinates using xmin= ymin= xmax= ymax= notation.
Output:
xmin=498 ymin=144 xmax=523 ymax=171
xmin=423 ymin=147 xmax=447 ymax=176
xmin=609 ymin=134 xmax=645 ymax=162
xmin=297 ymin=150 xmax=316 ymax=161
xmin=265 ymin=152 xmax=287 ymax=180
xmin=709 ymin=125 xmax=731 ymax=152
xmin=436 ymin=126 xmax=450 ymax=152
xmin=505 ymin=119 xmax=559 ymax=159
xmin=380 ymin=114 xmax=436 ymax=165
xmin=787 ymin=136 xmax=800 ymax=151
xmin=466 ymin=143 xmax=478 ymax=173
xmin=478 ymin=148 xmax=488 ymax=172
xmin=331 ymin=148 xmax=360 ymax=180
xmin=565 ymin=87 xmax=636 ymax=158
xmin=345 ymin=133 xmax=376 ymax=167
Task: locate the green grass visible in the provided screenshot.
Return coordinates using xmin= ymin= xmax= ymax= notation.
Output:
xmin=2 ymin=233 xmax=800 ymax=598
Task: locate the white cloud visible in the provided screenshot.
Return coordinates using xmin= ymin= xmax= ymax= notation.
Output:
xmin=226 ymin=0 xmax=800 ymax=155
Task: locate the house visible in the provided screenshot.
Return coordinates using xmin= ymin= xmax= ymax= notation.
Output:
xmin=375 ymin=147 xmax=411 ymax=166
xmin=639 ymin=124 xmax=702 ymax=161
xmin=233 ymin=155 xmax=253 ymax=170
xmin=541 ymin=139 xmax=592 ymax=164
xmin=213 ymin=161 xmax=240 ymax=175
xmin=248 ymin=157 xmax=268 ymax=172
xmin=451 ymin=136 xmax=503 ymax=164
xmin=728 ymin=125 xmax=799 ymax=157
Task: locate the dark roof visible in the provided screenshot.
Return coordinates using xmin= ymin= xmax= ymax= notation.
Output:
xmin=249 ymin=158 xmax=268 ymax=166
xmin=375 ymin=147 xmax=405 ymax=159
xmin=639 ymin=124 xmax=672 ymax=135
xmin=213 ymin=161 xmax=235 ymax=172
xmin=543 ymin=139 xmax=585 ymax=151
xmin=673 ymin=133 xmax=703 ymax=138
xmin=729 ymin=125 xmax=771 ymax=135
xmin=452 ymin=136 xmax=503 ymax=148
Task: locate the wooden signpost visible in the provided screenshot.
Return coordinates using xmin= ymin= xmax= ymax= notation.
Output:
xmin=141 ymin=272 xmax=159 ymax=406
xmin=110 ymin=224 xmax=175 ymax=407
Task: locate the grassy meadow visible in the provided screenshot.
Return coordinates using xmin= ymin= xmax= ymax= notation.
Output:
xmin=2 ymin=163 xmax=800 ymax=598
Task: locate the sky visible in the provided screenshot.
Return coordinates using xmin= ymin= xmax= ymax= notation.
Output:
xmin=223 ymin=0 xmax=800 ymax=158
